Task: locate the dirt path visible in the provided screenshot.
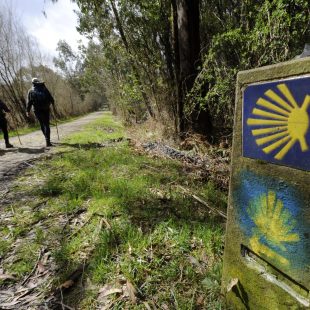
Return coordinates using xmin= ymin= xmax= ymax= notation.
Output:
xmin=0 ymin=111 xmax=111 ymax=309
xmin=0 ymin=111 xmax=105 ymax=182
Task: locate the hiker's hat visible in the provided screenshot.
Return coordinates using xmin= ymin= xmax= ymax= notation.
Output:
xmin=32 ymin=77 xmax=44 ymax=84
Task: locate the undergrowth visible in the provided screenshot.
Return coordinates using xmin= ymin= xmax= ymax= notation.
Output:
xmin=0 ymin=112 xmax=227 ymax=309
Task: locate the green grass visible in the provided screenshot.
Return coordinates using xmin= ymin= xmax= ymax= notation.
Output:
xmin=0 ymin=112 xmax=227 ymax=309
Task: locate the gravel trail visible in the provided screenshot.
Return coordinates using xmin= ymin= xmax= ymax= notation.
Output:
xmin=0 ymin=111 xmax=105 ymax=181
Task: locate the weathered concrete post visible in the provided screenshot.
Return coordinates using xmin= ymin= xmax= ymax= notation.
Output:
xmin=222 ymin=57 xmax=310 ymax=309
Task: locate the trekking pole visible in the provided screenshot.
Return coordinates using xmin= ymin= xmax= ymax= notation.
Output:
xmin=11 ymin=115 xmax=22 ymax=145
xmin=52 ymin=106 xmax=60 ymax=141
xmin=55 ymin=118 xmax=60 ymax=141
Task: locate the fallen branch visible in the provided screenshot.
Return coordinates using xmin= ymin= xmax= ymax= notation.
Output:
xmin=96 ymin=218 xmax=104 ymax=239
xmin=32 ymin=199 xmax=49 ymax=211
xmin=68 ymin=214 xmax=94 ymax=239
xmin=69 ymin=212 xmax=111 ymax=239
xmin=177 ymin=186 xmax=227 ymax=219
xmin=94 ymin=212 xmax=111 ymax=229
xmin=59 ymin=282 xmax=67 ymax=310
xmin=54 ymin=263 xmax=89 ymax=297
xmin=51 ymin=218 xmax=106 ymax=303
xmin=21 ymin=248 xmax=44 ymax=286
xmin=60 ymin=208 xmax=88 ymax=236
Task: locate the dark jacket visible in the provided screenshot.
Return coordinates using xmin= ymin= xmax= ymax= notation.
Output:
xmin=27 ymin=83 xmax=54 ymax=112
xmin=0 ymin=99 xmax=10 ymax=118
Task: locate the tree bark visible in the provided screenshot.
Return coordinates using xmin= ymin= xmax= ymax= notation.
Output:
xmin=171 ymin=0 xmax=181 ymax=133
xmin=175 ymin=0 xmax=201 ymax=134
xmin=177 ymin=0 xmax=200 ymax=88
xmin=174 ymin=0 xmax=212 ymax=137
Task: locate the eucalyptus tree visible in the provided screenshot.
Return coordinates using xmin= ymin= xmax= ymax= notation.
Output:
xmin=74 ymin=0 xmax=208 ymax=134
xmin=54 ymin=40 xmax=86 ymax=99
xmin=76 ymin=0 xmax=155 ymax=119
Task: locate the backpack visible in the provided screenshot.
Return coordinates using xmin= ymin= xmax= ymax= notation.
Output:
xmin=31 ymin=86 xmax=51 ymax=111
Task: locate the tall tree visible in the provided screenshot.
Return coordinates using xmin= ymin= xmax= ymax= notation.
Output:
xmin=173 ymin=0 xmax=212 ymax=136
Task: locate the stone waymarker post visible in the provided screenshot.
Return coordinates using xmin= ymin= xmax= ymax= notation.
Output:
xmin=222 ymin=57 xmax=310 ymax=309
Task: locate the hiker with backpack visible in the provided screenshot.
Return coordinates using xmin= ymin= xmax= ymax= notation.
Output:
xmin=0 ymin=98 xmax=14 ymax=148
xmin=26 ymin=78 xmax=56 ymax=147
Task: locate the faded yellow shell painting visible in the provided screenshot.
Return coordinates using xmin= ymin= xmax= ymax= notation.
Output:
xmin=247 ymin=191 xmax=300 ymax=267
xmin=247 ymin=83 xmax=310 ymax=160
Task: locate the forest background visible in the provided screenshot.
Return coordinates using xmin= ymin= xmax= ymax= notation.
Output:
xmin=0 ymin=0 xmax=309 ymax=141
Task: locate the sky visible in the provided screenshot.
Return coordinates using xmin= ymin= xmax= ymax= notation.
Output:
xmin=5 ymin=0 xmax=87 ymax=60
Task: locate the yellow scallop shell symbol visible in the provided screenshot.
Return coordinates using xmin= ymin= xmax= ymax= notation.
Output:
xmin=247 ymin=83 xmax=310 ymax=160
xmin=247 ymin=191 xmax=299 ymax=266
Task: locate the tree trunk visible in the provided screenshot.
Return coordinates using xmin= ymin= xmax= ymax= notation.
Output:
xmin=174 ymin=0 xmax=212 ymax=137
xmin=171 ymin=0 xmax=181 ymax=133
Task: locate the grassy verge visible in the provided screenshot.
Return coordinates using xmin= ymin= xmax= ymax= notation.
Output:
xmin=0 ymin=112 xmax=227 ymax=309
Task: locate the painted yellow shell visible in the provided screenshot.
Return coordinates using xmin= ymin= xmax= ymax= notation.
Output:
xmin=247 ymin=83 xmax=310 ymax=160
xmin=247 ymin=191 xmax=300 ymax=266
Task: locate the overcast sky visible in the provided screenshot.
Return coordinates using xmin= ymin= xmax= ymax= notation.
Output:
xmin=7 ymin=0 xmax=87 ymax=60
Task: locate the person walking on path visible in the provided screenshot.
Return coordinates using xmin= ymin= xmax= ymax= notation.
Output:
xmin=0 ymin=98 xmax=14 ymax=148
xmin=27 ymin=78 xmax=55 ymax=147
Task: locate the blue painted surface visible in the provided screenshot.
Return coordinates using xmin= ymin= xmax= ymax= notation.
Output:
xmin=235 ymin=171 xmax=309 ymax=276
xmin=243 ymin=76 xmax=310 ymax=171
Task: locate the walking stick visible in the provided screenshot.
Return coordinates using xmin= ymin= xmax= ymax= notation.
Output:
xmin=11 ymin=115 xmax=22 ymax=145
xmin=52 ymin=106 xmax=60 ymax=141
xmin=55 ymin=118 xmax=60 ymax=141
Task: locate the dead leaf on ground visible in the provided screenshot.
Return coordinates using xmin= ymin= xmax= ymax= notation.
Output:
xmin=37 ymin=261 xmax=46 ymax=273
xmin=125 ymin=280 xmax=137 ymax=304
xmin=196 ymin=295 xmax=204 ymax=305
xmin=100 ymin=303 xmax=113 ymax=310
xmin=0 ymin=273 xmax=16 ymax=281
xmin=59 ymin=279 xmax=74 ymax=289
xmin=99 ymin=284 xmax=122 ymax=298
xmin=188 ymin=255 xmax=203 ymax=272
xmin=42 ymin=252 xmax=51 ymax=265
xmin=226 ymin=278 xmax=238 ymax=292
xmin=97 ymin=284 xmax=122 ymax=310
xmin=200 ymin=251 xmax=209 ymax=264
xmin=0 ymin=300 xmax=21 ymax=308
xmin=102 ymin=218 xmax=111 ymax=230
xmin=0 ymin=289 xmax=14 ymax=298
xmin=143 ymin=301 xmax=152 ymax=310
xmin=13 ymin=287 xmax=35 ymax=301
xmin=161 ymin=303 xmax=169 ymax=310
xmin=18 ymin=292 xmax=42 ymax=306
xmin=149 ymin=188 xmax=165 ymax=199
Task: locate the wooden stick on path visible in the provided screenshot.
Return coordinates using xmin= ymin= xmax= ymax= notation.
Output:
xmin=52 ymin=106 xmax=60 ymax=140
xmin=178 ymin=185 xmax=227 ymax=219
xmin=11 ymin=115 xmax=22 ymax=145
